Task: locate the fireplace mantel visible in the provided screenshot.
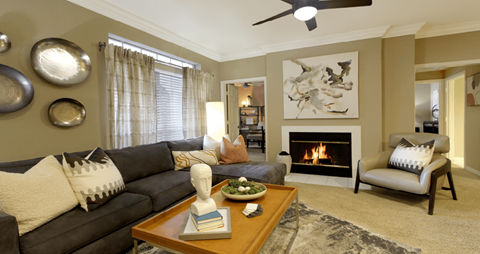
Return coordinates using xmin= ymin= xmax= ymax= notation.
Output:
xmin=281 ymin=126 xmax=361 ymax=178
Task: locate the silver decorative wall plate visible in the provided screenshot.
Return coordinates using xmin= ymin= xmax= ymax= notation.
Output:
xmin=0 ymin=64 xmax=34 ymax=114
xmin=48 ymin=98 xmax=86 ymax=127
xmin=31 ymin=38 xmax=91 ymax=86
xmin=0 ymin=32 xmax=11 ymax=53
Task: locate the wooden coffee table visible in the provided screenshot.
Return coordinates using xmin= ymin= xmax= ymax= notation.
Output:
xmin=132 ymin=179 xmax=299 ymax=254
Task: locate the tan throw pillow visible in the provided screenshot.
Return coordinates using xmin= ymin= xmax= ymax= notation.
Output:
xmin=62 ymin=147 xmax=126 ymax=212
xmin=0 ymin=155 xmax=79 ymax=236
xmin=171 ymin=149 xmax=219 ymax=170
xmin=220 ymin=135 xmax=251 ymax=164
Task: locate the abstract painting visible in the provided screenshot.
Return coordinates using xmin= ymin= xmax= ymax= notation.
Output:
xmin=283 ymin=52 xmax=358 ymax=119
xmin=466 ymin=72 xmax=480 ymax=106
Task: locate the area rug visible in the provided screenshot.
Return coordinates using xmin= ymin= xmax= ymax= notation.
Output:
xmin=128 ymin=202 xmax=421 ymax=254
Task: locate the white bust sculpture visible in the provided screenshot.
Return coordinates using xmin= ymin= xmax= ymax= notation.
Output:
xmin=190 ymin=164 xmax=217 ymax=216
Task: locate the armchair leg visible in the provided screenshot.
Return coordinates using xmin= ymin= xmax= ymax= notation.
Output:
xmin=428 ymin=174 xmax=438 ymax=215
xmin=446 ymin=172 xmax=458 ymax=200
xmin=354 ymin=169 xmax=360 ymax=194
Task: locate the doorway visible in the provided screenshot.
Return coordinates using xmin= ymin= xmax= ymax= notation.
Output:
xmin=445 ymin=73 xmax=465 ymax=167
xmin=220 ymin=77 xmax=267 ymax=159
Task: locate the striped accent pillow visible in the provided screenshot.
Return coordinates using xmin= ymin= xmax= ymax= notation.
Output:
xmin=172 ymin=149 xmax=219 ymax=170
xmin=388 ymin=138 xmax=436 ymax=175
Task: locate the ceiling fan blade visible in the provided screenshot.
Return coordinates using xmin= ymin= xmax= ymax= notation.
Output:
xmin=280 ymin=0 xmax=295 ymax=5
xmin=252 ymin=9 xmax=293 ymax=26
xmin=314 ymin=0 xmax=372 ymax=10
xmin=305 ymin=17 xmax=317 ymax=31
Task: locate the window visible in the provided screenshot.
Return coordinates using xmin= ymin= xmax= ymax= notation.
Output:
xmin=109 ymin=35 xmax=199 ymax=141
xmin=155 ymin=70 xmax=184 ymax=141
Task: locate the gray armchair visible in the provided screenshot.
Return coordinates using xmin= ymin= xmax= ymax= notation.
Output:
xmin=354 ymin=132 xmax=457 ymax=215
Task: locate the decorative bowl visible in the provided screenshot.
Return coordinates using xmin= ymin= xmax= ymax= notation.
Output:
xmin=48 ymin=98 xmax=86 ymax=127
xmin=0 ymin=64 xmax=34 ymax=114
xmin=31 ymin=38 xmax=91 ymax=86
xmin=221 ymin=183 xmax=267 ymax=201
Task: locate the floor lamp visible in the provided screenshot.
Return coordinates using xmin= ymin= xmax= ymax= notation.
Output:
xmin=206 ymin=102 xmax=226 ymax=141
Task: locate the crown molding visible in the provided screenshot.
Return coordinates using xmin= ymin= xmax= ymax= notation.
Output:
xmin=383 ymin=22 xmax=426 ymax=38
xmin=416 ymin=20 xmax=480 ymax=39
xmin=67 ymin=0 xmax=222 ymax=61
xmin=259 ymin=26 xmax=391 ymax=54
xmin=415 ymin=59 xmax=480 ymax=72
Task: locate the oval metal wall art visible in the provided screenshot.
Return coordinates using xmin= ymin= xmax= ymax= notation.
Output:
xmin=48 ymin=98 xmax=86 ymax=127
xmin=0 ymin=64 xmax=34 ymax=114
xmin=0 ymin=32 xmax=11 ymax=53
xmin=31 ymin=38 xmax=92 ymax=86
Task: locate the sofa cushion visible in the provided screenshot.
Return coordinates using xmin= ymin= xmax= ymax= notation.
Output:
xmin=19 ymin=192 xmax=151 ymax=254
xmin=126 ymin=170 xmax=196 ymax=212
xmin=167 ymin=136 xmax=204 ymax=151
xmin=171 ymin=149 xmax=219 ymax=170
xmin=0 ymin=155 xmax=79 ymax=235
xmin=105 ymin=142 xmax=174 ymax=183
xmin=209 ymin=161 xmax=286 ymax=185
xmin=62 ymin=148 xmax=127 ymax=212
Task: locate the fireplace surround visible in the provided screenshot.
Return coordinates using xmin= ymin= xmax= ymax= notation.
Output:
xmin=282 ymin=126 xmax=361 ymax=178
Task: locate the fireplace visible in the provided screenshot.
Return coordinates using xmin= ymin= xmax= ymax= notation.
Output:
xmin=289 ymin=132 xmax=352 ymax=177
xmin=281 ymin=126 xmax=361 ymax=178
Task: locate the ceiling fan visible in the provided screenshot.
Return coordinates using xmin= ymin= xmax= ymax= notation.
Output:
xmin=252 ymin=0 xmax=373 ymax=31
xmin=232 ymin=82 xmax=264 ymax=88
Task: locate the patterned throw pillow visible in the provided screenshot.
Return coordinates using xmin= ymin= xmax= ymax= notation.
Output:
xmin=0 ymin=155 xmax=79 ymax=235
xmin=62 ymin=147 xmax=126 ymax=212
xmin=388 ymin=138 xmax=436 ymax=175
xmin=220 ymin=135 xmax=251 ymax=164
xmin=171 ymin=149 xmax=219 ymax=170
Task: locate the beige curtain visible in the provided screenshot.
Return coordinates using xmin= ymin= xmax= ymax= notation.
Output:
xmin=182 ymin=67 xmax=214 ymax=139
xmin=105 ymin=44 xmax=157 ymax=149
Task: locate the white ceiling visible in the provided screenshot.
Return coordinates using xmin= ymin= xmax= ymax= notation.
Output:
xmin=70 ymin=0 xmax=480 ymax=62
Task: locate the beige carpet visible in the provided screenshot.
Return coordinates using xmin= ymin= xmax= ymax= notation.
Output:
xmin=285 ymin=165 xmax=480 ymax=254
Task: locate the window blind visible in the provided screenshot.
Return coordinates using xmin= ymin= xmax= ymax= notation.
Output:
xmin=155 ymin=70 xmax=184 ymax=142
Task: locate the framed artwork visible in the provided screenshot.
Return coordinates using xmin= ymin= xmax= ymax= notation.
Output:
xmin=466 ymin=72 xmax=480 ymax=106
xmin=282 ymin=52 xmax=359 ymax=119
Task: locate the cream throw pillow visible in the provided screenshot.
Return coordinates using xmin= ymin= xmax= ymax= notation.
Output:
xmin=62 ymin=147 xmax=126 ymax=212
xmin=203 ymin=134 xmax=229 ymax=160
xmin=0 ymin=155 xmax=79 ymax=236
xmin=171 ymin=149 xmax=219 ymax=170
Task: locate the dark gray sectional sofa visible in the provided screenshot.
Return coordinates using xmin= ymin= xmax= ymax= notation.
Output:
xmin=0 ymin=137 xmax=286 ymax=254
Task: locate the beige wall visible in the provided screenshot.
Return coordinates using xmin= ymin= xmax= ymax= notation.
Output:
xmin=416 ymin=31 xmax=480 ymax=65
xmin=416 ymin=32 xmax=480 ymax=173
xmin=444 ymin=65 xmax=480 ymax=173
xmin=265 ymin=38 xmax=383 ymax=161
xmin=416 ymin=71 xmax=445 ymax=81
xmin=219 ymin=56 xmax=266 ymax=81
xmin=382 ymin=35 xmax=416 ymax=149
xmin=0 ymin=0 xmax=220 ymax=162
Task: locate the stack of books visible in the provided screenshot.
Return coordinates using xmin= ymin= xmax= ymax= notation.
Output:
xmin=190 ymin=210 xmax=224 ymax=232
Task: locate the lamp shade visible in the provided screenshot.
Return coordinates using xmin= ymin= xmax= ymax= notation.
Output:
xmin=206 ymin=102 xmax=226 ymax=141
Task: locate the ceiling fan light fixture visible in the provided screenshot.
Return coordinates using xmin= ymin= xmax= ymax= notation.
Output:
xmin=293 ymin=0 xmax=317 ymax=21
xmin=294 ymin=6 xmax=317 ymax=21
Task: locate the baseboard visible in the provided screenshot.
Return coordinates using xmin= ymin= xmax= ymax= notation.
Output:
xmin=465 ymin=166 xmax=480 ymax=177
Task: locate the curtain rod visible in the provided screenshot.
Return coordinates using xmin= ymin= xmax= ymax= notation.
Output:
xmin=99 ymin=42 xmax=106 ymax=52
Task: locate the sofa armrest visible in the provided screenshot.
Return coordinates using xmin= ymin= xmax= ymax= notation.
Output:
xmin=358 ymin=150 xmax=393 ymax=178
xmin=0 ymin=211 xmax=20 ymax=254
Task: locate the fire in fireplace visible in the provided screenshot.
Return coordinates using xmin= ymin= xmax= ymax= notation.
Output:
xmin=289 ymin=132 xmax=352 ymax=177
